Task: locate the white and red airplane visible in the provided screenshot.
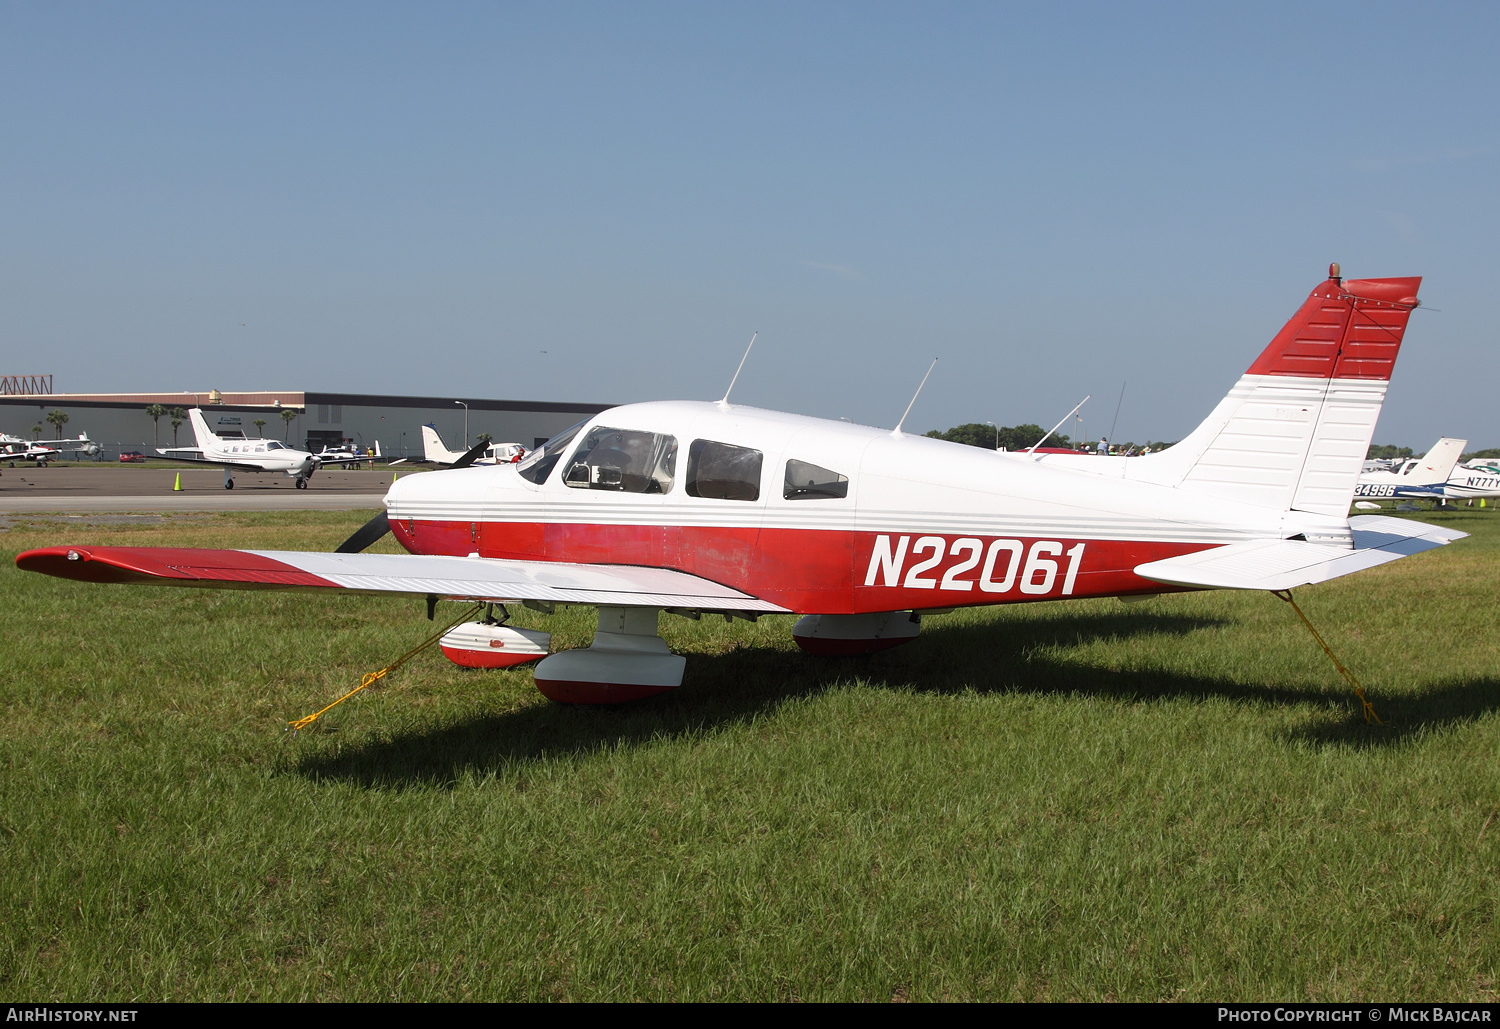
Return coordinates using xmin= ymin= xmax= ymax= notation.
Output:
xmin=2 ymin=431 xmax=100 ymax=465
xmin=17 ymin=265 xmax=1465 ymax=704
xmin=420 ymin=424 xmax=526 ymax=466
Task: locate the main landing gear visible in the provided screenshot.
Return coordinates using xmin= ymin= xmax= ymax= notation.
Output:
xmin=295 ymin=476 xmax=309 ymax=489
xmin=791 ymin=611 xmax=922 ymax=656
xmin=223 ymin=469 xmax=234 ymax=490
xmin=439 ymin=606 xmax=926 ymax=705
xmin=532 ymin=606 xmax=686 ymax=704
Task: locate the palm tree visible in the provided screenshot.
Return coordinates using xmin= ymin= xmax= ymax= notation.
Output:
xmin=281 ymin=408 xmax=297 ymax=441
xmin=145 ymin=403 xmax=166 ymax=446
xmin=253 ymin=418 xmax=267 ymax=438
xmin=45 ymin=409 xmax=69 ymax=438
xmin=32 ymin=425 xmax=42 ymax=441
xmin=169 ymin=407 xmax=186 ymax=446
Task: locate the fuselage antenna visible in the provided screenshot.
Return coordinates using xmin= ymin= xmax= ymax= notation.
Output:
xmin=718 ymin=332 xmax=758 ymax=408
xmin=1026 ymin=395 xmax=1091 ymax=455
xmin=892 ymin=358 xmax=938 ymax=437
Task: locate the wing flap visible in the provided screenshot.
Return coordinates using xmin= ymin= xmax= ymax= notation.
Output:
xmin=16 ymin=546 xmax=788 ymax=613
xmin=1135 ymin=516 xmax=1466 ymax=591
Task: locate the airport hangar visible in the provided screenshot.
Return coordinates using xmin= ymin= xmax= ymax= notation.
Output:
xmin=0 ymin=390 xmax=612 ymax=461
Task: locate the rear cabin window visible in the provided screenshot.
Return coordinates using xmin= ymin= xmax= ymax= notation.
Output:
xmin=563 ymin=426 xmax=678 ymax=494
xmin=686 ymin=440 xmax=762 ymax=501
xmin=784 ymin=459 xmax=849 ymax=500
xmin=518 ymin=420 xmax=586 ymax=485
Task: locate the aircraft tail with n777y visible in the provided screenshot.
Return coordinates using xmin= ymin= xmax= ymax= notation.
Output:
xmin=19 ymin=264 xmax=1465 ymax=704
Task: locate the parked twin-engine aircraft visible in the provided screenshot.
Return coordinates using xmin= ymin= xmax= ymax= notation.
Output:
xmin=155 ymin=409 xmax=377 ymax=489
xmin=18 ymin=266 xmax=1466 ymax=704
xmin=420 ymin=424 xmax=525 ymax=465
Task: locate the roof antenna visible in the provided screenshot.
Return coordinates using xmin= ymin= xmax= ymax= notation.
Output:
xmin=1026 ymin=395 xmax=1090 ymax=455
xmin=718 ymin=331 xmax=757 ymax=408
xmin=1107 ymin=380 xmax=1126 ymax=445
xmin=892 ymin=358 xmax=938 ymax=437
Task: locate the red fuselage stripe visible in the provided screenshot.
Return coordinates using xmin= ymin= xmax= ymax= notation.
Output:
xmin=391 ymin=520 xmax=1207 ymax=613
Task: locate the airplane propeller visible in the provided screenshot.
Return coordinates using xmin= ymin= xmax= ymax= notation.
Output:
xmin=450 ymin=438 xmax=491 ymax=469
xmin=333 ymin=440 xmax=492 ymax=553
xmin=336 ymin=511 xmax=391 ymax=554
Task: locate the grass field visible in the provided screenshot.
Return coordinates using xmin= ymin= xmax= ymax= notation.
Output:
xmin=1 ymin=508 xmax=1497 ymax=1001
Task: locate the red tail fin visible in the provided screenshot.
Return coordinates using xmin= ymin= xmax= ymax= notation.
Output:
xmin=1127 ymin=266 xmax=1425 ymax=517
xmin=1246 ymin=269 xmax=1421 ymax=381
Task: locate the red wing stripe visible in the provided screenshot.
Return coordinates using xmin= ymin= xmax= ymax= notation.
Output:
xmin=15 ymin=547 xmax=338 ymax=588
xmin=14 ymin=546 xmax=788 ymax=611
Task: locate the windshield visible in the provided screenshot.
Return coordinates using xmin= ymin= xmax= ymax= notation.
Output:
xmin=563 ymin=426 xmax=677 ymax=494
xmin=517 ymin=421 xmax=586 ymax=484
xmin=265 ymin=441 xmax=287 ymax=450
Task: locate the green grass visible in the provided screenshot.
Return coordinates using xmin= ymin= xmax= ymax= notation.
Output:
xmin=1 ymin=508 xmax=1497 ymax=1001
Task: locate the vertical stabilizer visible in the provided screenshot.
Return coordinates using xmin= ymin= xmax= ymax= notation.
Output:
xmin=1403 ymin=438 xmax=1466 ymax=485
xmin=187 ymin=409 xmax=220 ymax=449
xmin=1134 ymin=267 xmax=1422 ymax=516
xmin=421 ymin=425 xmax=461 ymax=463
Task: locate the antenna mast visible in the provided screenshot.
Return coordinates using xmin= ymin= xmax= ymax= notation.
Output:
xmin=1108 ymin=380 xmax=1126 ymax=445
xmin=1026 ymin=395 xmax=1090 ymax=454
xmin=892 ymin=358 xmax=938 ymax=436
xmin=719 ymin=332 xmax=758 ymax=407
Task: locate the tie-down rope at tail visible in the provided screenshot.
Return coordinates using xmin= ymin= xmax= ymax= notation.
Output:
xmin=287 ymin=602 xmax=483 ymax=733
xmin=1272 ymin=590 xmax=1383 ymax=725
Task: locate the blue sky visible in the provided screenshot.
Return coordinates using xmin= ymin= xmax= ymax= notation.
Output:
xmin=3 ymin=2 xmax=1497 ymax=446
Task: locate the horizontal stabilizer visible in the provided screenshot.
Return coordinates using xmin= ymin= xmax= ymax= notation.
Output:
xmin=15 ymin=546 xmax=789 ymax=614
xmin=1134 ymin=516 xmax=1465 ymax=591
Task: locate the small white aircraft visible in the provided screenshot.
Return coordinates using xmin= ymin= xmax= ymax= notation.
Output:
xmin=155 ymin=409 xmax=378 ymax=489
xmin=1354 ymin=439 xmax=1500 ymax=506
xmin=1353 ymin=438 xmax=1467 ymax=505
xmin=315 ymin=440 xmax=382 ymax=464
xmin=421 ymin=425 xmax=525 ymax=465
xmin=1 ymin=431 xmax=100 ymax=465
xmin=20 ymin=265 xmax=1467 ymax=706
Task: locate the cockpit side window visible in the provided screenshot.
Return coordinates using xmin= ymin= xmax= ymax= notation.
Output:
xmin=686 ymin=440 xmax=762 ymax=501
xmin=784 ymin=459 xmax=848 ymax=500
xmin=563 ymin=426 xmax=678 ymax=494
xmin=518 ymin=420 xmax=586 ymax=485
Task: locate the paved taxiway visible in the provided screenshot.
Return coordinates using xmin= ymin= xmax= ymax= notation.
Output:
xmin=0 ymin=465 xmax=396 ymax=513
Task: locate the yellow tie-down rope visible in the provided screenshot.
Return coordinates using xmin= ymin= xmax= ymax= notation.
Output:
xmin=1272 ymin=589 xmax=1383 ymax=725
xmin=287 ymin=602 xmax=483 ymax=733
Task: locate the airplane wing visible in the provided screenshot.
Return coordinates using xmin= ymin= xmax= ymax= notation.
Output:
xmin=1134 ymin=516 xmax=1466 ymax=592
xmin=15 ymin=547 xmax=789 ymax=614
xmin=154 ymin=448 xmax=272 ymax=473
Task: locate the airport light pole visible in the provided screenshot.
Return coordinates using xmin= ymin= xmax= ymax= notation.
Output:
xmin=985 ymin=420 xmax=998 ymax=450
xmin=454 ymin=401 xmax=468 ymax=448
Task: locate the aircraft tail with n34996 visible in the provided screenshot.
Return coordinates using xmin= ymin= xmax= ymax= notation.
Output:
xmin=18 ymin=265 xmax=1466 ymax=704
